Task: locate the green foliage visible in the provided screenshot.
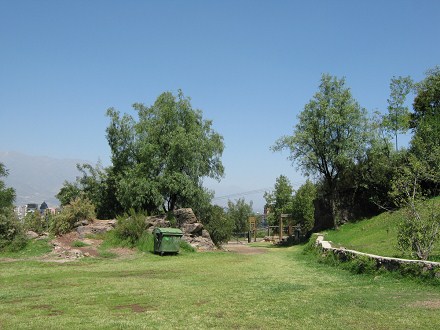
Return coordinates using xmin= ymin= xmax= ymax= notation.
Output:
xmin=201 ymin=205 xmax=234 ymax=246
xmin=226 ymin=198 xmax=253 ymax=234
xmin=391 ymin=155 xmax=440 ymax=260
xmin=106 ymin=90 xmax=224 ymax=214
xmin=412 ymin=66 xmax=440 ymax=128
xmin=291 ymin=180 xmax=316 ymax=234
xmin=179 ymin=240 xmax=196 ymax=252
xmin=409 ymin=66 xmax=440 ymax=197
xmin=0 ymin=164 xmax=25 ymax=251
xmin=100 ymin=225 xmax=154 ymax=253
xmin=57 ymin=163 xmax=122 ymax=219
xmin=264 ymin=175 xmax=294 ymax=226
xmin=0 ymin=208 xmax=27 ymax=252
xmin=0 ymin=163 xmax=15 ymax=210
xmin=23 ymin=211 xmax=49 ymax=234
xmin=114 ymin=209 xmax=148 ymax=246
xmin=383 ymin=76 xmax=413 ymax=150
xmin=56 ymin=181 xmax=81 ymax=207
xmin=50 ymin=196 xmax=96 ymax=235
xmin=273 ymin=74 xmax=369 ymax=228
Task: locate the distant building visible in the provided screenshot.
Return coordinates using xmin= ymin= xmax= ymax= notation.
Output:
xmin=39 ymin=201 xmax=48 ymax=214
xmin=26 ymin=203 xmax=38 ymax=213
xmin=14 ymin=205 xmax=27 ymax=220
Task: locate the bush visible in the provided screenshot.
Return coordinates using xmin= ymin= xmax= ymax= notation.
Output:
xmin=50 ymin=196 xmax=95 ymax=235
xmin=201 ymin=205 xmax=234 ymax=246
xmin=180 ymin=240 xmax=196 ymax=253
xmin=23 ymin=211 xmax=49 ymax=234
xmin=114 ymin=209 xmax=147 ymax=246
xmin=0 ymin=207 xmax=27 ymax=251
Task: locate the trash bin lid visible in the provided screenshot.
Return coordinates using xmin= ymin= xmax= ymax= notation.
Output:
xmin=154 ymin=227 xmax=183 ymax=236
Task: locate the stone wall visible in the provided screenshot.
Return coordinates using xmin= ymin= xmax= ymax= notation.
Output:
xmin=315 ymin=234 xmax=440 ymax=276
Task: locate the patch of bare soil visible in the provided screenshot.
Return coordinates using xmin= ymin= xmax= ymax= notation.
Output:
xmin=409 ymin=299 xmax=440 ymax=309
xmin=44 ymin=220 xmax=133 ymax=262
xmin=223 ymin=243 xmax=268 ymax=255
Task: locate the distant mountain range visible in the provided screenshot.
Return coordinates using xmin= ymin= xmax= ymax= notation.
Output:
xmin=0 ymin=151 xmax=88 ymax=207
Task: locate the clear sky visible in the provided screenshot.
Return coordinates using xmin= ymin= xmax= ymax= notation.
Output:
xmin=1 ymin=0 xmax=439 ymax=211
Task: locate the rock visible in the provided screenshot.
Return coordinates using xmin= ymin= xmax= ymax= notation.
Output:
xmin=146 ymin=216 xmax=170 ymax=228
xmin=107 ymin=219 xmax=117 ymax=227
xmin=201 ymin=229 xmax=211 ymax=239
xmin=174 ymin=208 xmax=197 ymax=225
xmin=182 ymin=223 xmax=203 ymax=235
xmin=74 ymin=219 xmax=91 ymax=228
xmin=26 ymin=231 xmax=39 ymax=239
xmin=182 ymin=235 xmax=216 ymax=251
xmin=76 ymin=221 xmax=113 ymax=238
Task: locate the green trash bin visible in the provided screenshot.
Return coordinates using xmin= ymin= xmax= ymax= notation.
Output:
xmin=153 ymin=227 xmax=183 ymax=255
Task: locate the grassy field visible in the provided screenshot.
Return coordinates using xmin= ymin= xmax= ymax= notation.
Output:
xmin=324 ymin=197 xmax=440 ymax=260
xmin=1 ymin=244 xmax=440 ymax=329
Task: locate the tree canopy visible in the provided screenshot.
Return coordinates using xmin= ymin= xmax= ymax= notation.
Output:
xmin=264 ymin=175 xmax=294 ymax=226
xmin=273 ymin=74 xmax=369 ymax=228
xmin=0 ymin=163 xmax=15 ymax=210
xmin=226 ymin=198 xmax=253 ymax=234
xmin=107 ymin=90 xmax=224 ymax=214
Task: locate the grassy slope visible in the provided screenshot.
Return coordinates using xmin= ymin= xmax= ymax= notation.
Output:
xmin=1 ymin=246 xmax=440 ymax=329
xmin=324 ymin=196 xmax=440 ymax=260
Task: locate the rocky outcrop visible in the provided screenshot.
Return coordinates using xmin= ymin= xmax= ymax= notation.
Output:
xmin=76 ymin=220 xmax=116 ymax=238
xmin=146 ymin=216 xmax=171 ymax=233
xmin=145 ymin=208 xmax=216 ymax=251
xmin=174 ymin=208 xmax=198 ymax=225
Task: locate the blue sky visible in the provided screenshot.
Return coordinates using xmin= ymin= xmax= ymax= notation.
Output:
xmin=1 ymin=1 xmax=439 ymax=211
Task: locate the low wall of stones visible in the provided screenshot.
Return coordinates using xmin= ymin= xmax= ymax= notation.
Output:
xmin=315 ymin=234 xmax=440 ymax=276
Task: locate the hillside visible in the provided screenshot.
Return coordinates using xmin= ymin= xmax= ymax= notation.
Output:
xmin=0 ymin=151 xmax=87 ymax=207
xmin=324 ymin=197 xmax=440 ymax=261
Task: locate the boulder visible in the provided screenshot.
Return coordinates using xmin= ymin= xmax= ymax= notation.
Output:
xmin=183 ymin=235 xmax=216 ymax=251
xmin=182 ymin=222 xmax=203 ymax=235
xmin=73 ymin=219 xmax=91 ymax=228
xmin=146 ymin=216 xmax=170 ymax=229
xmin=26 ymin=230 xmax=39 ymax=239
xmin=174 ymin=208 xmax=198 ymax=225
xmin=201 ymin=229 xmax=211 ymax=239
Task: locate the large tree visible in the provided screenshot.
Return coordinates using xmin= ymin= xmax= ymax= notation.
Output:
xmin=264 ymin=175 xmax=294 ymax=226
xmin=107 ymin=90 xmax=225 ymax=214
xmin=226 ymin=198 xmax=253 ymax=234
xmin=410 ymin=66 xmax=440 ymax=195
xmin=383 ymin=76 xmax=413 ymax=151
xmin=291 ymin=180 xmax=316 ymax=234
xmin=273 ymin=74 xmax=368 ymax=228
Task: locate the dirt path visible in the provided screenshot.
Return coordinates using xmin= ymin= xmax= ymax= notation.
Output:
xmin=223 ymin=242 xmax=268 ymax=255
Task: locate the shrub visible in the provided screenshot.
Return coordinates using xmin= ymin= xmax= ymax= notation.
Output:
xmin=50 ymin=196 xmax=95 ymax=235
xmin=180 ymin=240 xmax=196 ymax=252
xmin=23 ymin=211 xmax=49 ymax=234
xmin=137 ymin=232 xmax=155 ymax=252
xmin=114 ymin=209 xmax=147 ymax=246
xmin=201 ymin=205 xmax=234 ymax=246
xmin=0 ymin=207 xmax=27 ymax=251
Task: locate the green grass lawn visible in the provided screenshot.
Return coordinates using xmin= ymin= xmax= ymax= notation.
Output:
xmin=324 ymin=196 xmax=440 ymax=261
xmin=1 ymin=245 xmax=440 ymax=329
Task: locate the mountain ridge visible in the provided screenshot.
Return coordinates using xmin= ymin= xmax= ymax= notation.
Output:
xmin=0 ymin=151 xmax=89 ymax=207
